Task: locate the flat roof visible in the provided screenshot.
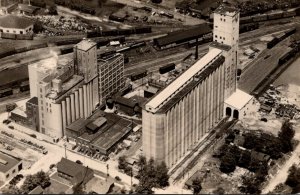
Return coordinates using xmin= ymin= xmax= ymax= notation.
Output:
xmin=18 ymin=4 xmax=39 ymax=14
xmin=67 ymin=118 xmax=92 ymax=132
xmin=11 ymin=107 xmax=27 ymax=118
xmin=210 ymin=42 xmax=231 ymax=51
xmin=0 ymin=151 xmax=21 ymax=173
xmin=156 ymin=55 xmax=225 ymax=113
xmin=154 ymin=23 xmax=212 ymax=47
xmin=146 ymin=48 xmax=222 ymax=112
xmin=225 ymin=89 xmax=253 ymax=110
xmin=76 ymin=39 xmax=97 ymax=51
xmin=91 ymin=119 xmax=131 ymax=152
xmin=214 ymin=4 xmax=238 ymax=17
xmin=47 ymin=74 xmax=84 ymax=99
xmin=27 ymin=97 xmax=38 ymax=105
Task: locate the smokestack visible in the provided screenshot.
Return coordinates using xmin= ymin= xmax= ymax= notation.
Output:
xmin=195 ymin=38 xmax=199 ymax=60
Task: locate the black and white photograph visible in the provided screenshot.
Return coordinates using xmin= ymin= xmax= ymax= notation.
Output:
xmin=0 ymin=0 xmax=300 ymax=194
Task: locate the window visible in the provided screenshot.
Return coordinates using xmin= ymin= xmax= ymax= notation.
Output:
xmin=12 ymin=169 xmax=15 ymax=174
xmin=215 ymin=35 xmax=217 ymax=38
xmin=20 ymin=31 xmax=23 ymax=34
xmin=13 ymin=30 xmax=16 ymax=33
xmin=6 ymin=30 xmax=9 ymax=33
xmin=40 ymin=88 xmax=42 ymax=92
xmin=6 ymin=174 xmax=9 ymax=178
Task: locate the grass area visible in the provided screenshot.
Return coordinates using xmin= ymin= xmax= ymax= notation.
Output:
xmin=44 ymin=178 xmax=71 ymax=194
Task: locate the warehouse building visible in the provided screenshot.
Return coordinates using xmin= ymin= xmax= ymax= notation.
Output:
xmin=0 ymin=15 xmax=34 ymax=34
xmin=66 ymin=112 xmax=132 ymax=155
xmin=153 ymin=23 xmax=212 ymax=49
xmin=0 ymin=151 xmax=23 ymax=182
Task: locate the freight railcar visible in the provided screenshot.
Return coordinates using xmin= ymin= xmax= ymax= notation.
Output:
xmin=159 ymin=63 xmax=175 ymax=74
xmin=130 ymin=71 xmax=148 ymax=81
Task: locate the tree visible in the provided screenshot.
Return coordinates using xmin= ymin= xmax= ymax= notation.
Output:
xmin=35 ymin=171 xmax=51 ymax=188
xmin=118 ymin=155 xmax=128 ymax=170
xmin=73 ymin=183 xmax=85 ymax=194
xmin=278 ymin=120 xmax=295 ymax=153
xmin=213 ymin=187 xmax=225 ymax=195
xmin=191 ymin=177 xmax=202 ymax=195
xmin=286 ymin=165 xmax=300 ymax=187
xmin=220 ymin=150 xmax=236 ymax=173
xmin=48 ymin=5 xmax=58 ymax=15
xmin=155 ymin=162 xmax=169 ymax=188
xmin=239 ymin=175 xmax=262 ymax=194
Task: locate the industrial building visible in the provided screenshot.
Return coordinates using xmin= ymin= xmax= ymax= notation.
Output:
xmin=65 ymin=111 xmax=132 ymax=155
xmin=0 ymin=151 xmax=23 ymax=182
xmin=27 ymin=38 xmax=126 ymax=139
xmin=0 ymin=15 xmax=34 ymax=34
xmin=28 ymin=40 xmax=97 ymax=138
xmin=98 ymin=53 xmax=125 ymax=104
xmin=142 ymin=5 xmax=243 ymax=167
xmin=153 ymin=23 xmax=212 ymax=49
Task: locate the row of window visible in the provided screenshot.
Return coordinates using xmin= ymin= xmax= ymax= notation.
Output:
xmin=0 ymin=27 xmax=32 ymax=34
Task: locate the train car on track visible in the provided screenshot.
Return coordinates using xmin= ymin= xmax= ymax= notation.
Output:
xmin=159 ymin=63 xmax=176 ymax=74
xmin=130 ymin=70 xmax=148 ymax=81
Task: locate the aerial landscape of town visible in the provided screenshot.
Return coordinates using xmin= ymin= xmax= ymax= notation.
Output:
xmin=0 ymin=0 xmax=300 ymax=194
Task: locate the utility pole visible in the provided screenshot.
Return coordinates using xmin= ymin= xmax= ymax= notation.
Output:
xmin=106 ymin=164 xmax=109 ymax=181
xmin=130 ymin=167 xmax=133 ymax=188
xmin=64 ymin=142 xmax=67 ymax=159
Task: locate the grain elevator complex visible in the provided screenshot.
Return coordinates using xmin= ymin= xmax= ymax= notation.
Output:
xmin=142 ymin=5 xmax=242 ymax=167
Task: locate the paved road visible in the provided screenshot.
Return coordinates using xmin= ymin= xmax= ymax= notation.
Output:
xmin=0 ymin=112 xmax=138 ymax=190
xmin=238 ymin=39 xmax=291 ymax=94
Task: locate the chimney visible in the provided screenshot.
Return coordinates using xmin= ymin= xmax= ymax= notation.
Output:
xmin=195 ymin=38 xmax=199 ymax=60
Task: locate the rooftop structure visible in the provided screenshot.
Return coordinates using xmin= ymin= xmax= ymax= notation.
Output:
xmin=146 ymin=48 xmax=222 ymax=112
xmin=75 ymin=38 xmax=97 ymax=51
xmin=156 ymin=55 xmax=225 ymax=114
xmin=18 ymin=4 xmax=39 ymax=15
xmin=214 ymin=4 xmax=238 ymax=17
xmin=224 ymin=89 xmax=253 ymax=110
